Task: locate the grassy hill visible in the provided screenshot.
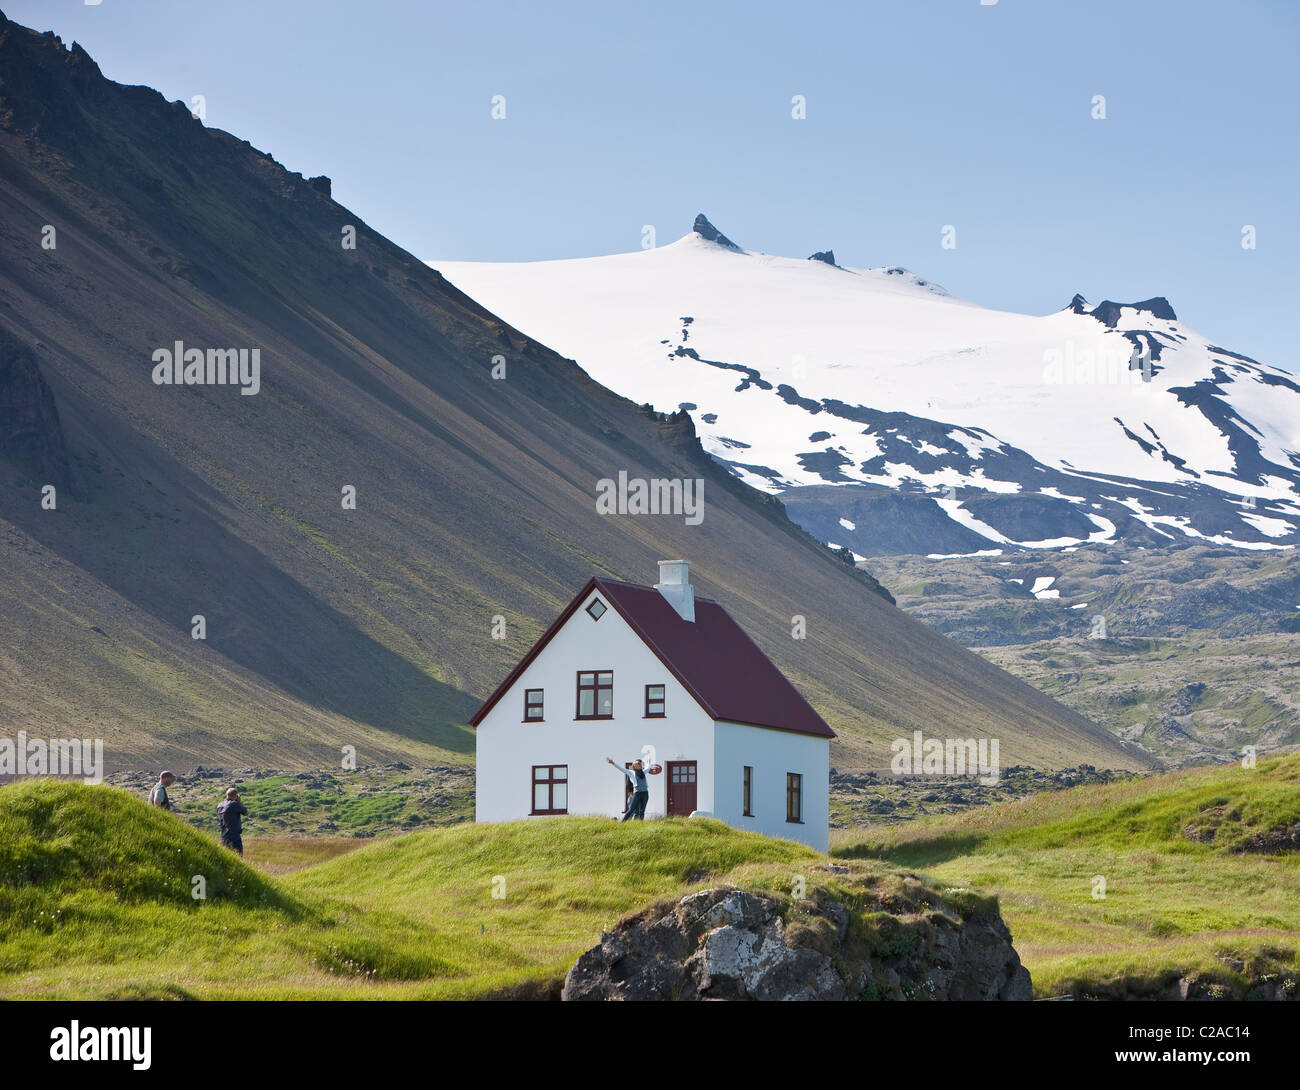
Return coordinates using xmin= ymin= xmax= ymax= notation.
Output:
xmin=3 ymin=770 xmax=1296 ymax=999
xmin=0 ymin=780 xmax=826 ymax=998
xmin=0 ymin=13 xmax=1141 ymax=773
xmin=836 ymin=752 xmax=1300 ymax=998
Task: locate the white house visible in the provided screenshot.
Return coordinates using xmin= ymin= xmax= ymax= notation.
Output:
xmin=471 ymin=560 xmax=832 ymax=851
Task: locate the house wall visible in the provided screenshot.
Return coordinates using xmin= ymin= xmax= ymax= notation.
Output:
xmin=476 ymin=590 xmax=715 ymax=823
xmin=713 ymin=720 xmax=830 ymax=852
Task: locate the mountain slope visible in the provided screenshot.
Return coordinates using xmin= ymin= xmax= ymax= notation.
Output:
xmin=0 ymin=14 xmax=1141 ymax=772
xmin=866 ymin=543 xmax=1300 ymax=765
xmin=432 ymin=216 xmax=1300 ymax=557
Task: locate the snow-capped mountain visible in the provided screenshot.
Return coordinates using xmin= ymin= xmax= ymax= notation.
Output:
xmin=430 ymin=215 xmax=1300 ymax=556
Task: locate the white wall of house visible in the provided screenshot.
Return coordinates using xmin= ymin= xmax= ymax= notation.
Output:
xmin=475 ymin=590 xmax=715 ymax=823
xmin=713 ymin=720 xmax=830 ymax=852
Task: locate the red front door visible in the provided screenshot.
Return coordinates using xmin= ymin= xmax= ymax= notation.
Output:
xmin=666 ymin=761 xmax=697 ymax=816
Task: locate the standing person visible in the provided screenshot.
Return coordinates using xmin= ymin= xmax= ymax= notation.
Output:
xmin=217 ymin=787 xmax=249 ymax=854
xmin=149 ymin=771 xmax=176 ymax=811
xmin=606 ymin=757 xmax=650 ymax=822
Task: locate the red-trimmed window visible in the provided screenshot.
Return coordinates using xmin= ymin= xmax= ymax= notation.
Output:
xmin=786 ymin=773 xmax=803 ymax=824
xmin=532 ymin=765 xmax=568 ymax=815
xmin=576 ymin=671 xmax=613 ymax=719
xmin=523 ymin=689 xmax=544 ymax=722
xmin=644 ymin=684 xmax=666 ymax=718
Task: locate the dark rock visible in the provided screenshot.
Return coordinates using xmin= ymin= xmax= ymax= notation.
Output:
xmin=0 ymin=328 xmax=73 ymax=491
xmin=1238 ymin=821 xmax=1300 ymax=853
xmin=1162 ymin=682 xmax=1206 ymax=716
xmin=692 ymin=213 xmax=740 ymax=251
xmin=562 ymin=886 xmax=1031 ymax=1002
xmin=1088 ymin=297 xmax=1178 ymax=329
xmin=809 ymin=250 xmax=836 ymax=266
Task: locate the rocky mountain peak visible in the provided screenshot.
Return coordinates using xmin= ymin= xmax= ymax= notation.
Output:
xmin=692 ymin=213 xmax=741 ymax=250
xmin=1089 ymin=297 xmax=1178 ymax=328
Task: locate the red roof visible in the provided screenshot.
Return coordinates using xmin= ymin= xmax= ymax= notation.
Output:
xmin=469 ymin=576 xmax=835 ymax=739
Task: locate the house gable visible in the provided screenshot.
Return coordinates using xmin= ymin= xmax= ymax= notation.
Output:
xmin=471 ymin=576 xmax=834 ymax=740
xmin=470 ymin=579 xmax=713 ymax=728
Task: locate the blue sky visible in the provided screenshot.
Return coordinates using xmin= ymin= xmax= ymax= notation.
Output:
xmin=13 ymin=0 xmax=1299 ymax=369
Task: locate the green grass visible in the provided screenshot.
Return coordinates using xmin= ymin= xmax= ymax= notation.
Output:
xmin=833 ymin=753 xmax=1300 ymax=998
xmin=116 ymin=766 xmax=476 ymax=839
xmin=0 ymin=780 xmax=820 ymax=999
xmin=6 ymin=759 xmax=1298 ymax=1000
xmin=232 ymin=776 xmax=433 ymax=832
xmin=243 ymin=837 xmax=366 ymax=875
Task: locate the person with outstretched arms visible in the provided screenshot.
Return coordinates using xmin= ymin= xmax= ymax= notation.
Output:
xmin=607 ymin=757 xmax=652 ymax=821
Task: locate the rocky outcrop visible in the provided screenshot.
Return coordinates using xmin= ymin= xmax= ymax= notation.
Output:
xmin=0 ymin=327 xmax=72 ymax=490
xmin=692 ymin=213 xmax=741 ymax=251
xmin=1237 ymin=821 xmax=1300 ymax=853
xmin=808 ymin=250 xmax=836 ymax=266
xmin=1087 ymin=297 xmax=1178 ymax=328
xmin=562 ymin=885 xmax=1032 ymax=1001
xmin=1162 ymin=682 xmax=1206 ymax=717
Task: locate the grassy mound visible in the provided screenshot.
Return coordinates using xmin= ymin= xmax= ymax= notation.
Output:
xmin=835 ymin=753 xmax=1300 ymax=998
xmin=0 ymin=783 xmax=823 ymax=998
xmin=0 ymin=780 xmax=291 ymax=910
xmin=8 ymin=767 xmax=1295 ymax=1000
xmin=286 ymin=816 xmax=820 ymax=995
xmin=295 ymin=813 xmax=815 ymax=908
xmin=0 ymin=781 xmax=313 ymax=999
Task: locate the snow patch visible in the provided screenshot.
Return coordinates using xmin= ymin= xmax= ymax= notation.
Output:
xmin=1242 ymin=512 xmax=1296 ymax=538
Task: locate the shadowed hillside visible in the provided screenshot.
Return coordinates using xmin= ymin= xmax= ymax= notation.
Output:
xmin=0 ymin=14 xmax=1143 ymax=772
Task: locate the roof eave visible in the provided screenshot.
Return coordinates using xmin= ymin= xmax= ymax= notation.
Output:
xmin=467 ymin=577 xmax=601 ymax=727
xmin=715 ymin=716 xmax=836 ymax=740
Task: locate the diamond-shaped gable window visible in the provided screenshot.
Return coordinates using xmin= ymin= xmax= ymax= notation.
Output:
xmin=586 ymin=599 xmax=607 ymax=621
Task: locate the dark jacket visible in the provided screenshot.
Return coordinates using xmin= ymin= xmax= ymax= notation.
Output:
xmin=217 ymin=800 xmax=248 ymax=840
